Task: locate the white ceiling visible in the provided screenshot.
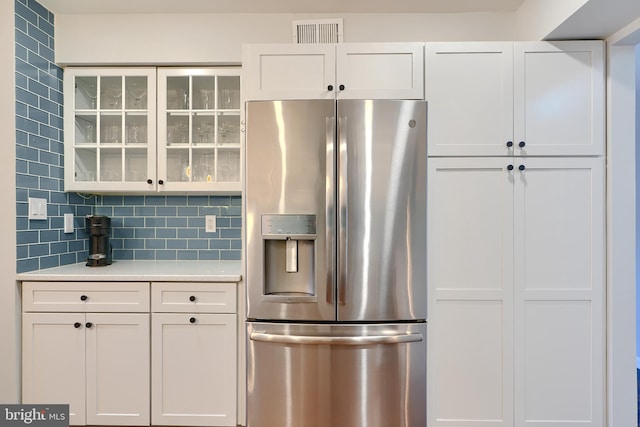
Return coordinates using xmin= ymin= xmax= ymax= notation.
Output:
xmin=38 ymin=0 xmax=526 ymax=14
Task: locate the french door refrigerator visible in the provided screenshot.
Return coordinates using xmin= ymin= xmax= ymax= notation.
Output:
xmin=244 ymin=99 xmax=427 ymax=427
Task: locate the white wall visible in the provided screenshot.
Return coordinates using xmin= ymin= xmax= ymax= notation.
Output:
xmin=514 ymin=0 xmax=588 ymax=40
xmin=54 ymin=12 xmax=516 ymax=65
xmin=607 ymin=37 xmax=637 ymax=426
xmin=0 ymin=1 xmax=20 ymax=403
xmin=637 ymin=44 xmax=640 ymax=368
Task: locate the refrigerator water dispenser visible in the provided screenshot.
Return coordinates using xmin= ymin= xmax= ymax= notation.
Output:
xmin=262 ymin=214 xmax=316 ymax=296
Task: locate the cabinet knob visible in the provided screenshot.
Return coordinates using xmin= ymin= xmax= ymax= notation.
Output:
xmin=519 ymin=141 xmax=526 ymax=148
xmin=189 ymin=317 xmax=196 ymax=324
xmin=327 ymin=85 xmax=334 ymax=91
xmin=147 ymin=179 xmax=153 ymax=184
xmin=80 ymin=295 xmax=88 ymax=301
xmin=507 ymin=164 xmax=514 ymax=171
xmin=158 ymin=180 xmax=164 ymax=185
xmin=85 ymin=322 xmax=93 ymax=328
xmin=339 ymin=84 xmax=345 ymax=91
xmin=189 ymin=295 xmax=196 ymax=302
xmin=519 ymin=164 xmax=526 ymax=171
xmin=506 ymin=141 xmax=513 ymax=148
xmin=74 ymin=322 xmax=82 ymax=329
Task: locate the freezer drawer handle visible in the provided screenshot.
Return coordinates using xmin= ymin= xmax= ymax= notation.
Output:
xmin=249 ymin=332 xmax=423 ymax=345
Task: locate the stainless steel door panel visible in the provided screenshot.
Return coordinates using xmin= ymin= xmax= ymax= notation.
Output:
xmin=245 ymin=100 xmax=336 ymax=321
xmin=247 ymin=322 xmax=427 ymax=427
xmin=337 ymin=100 xmax=427 ymax=321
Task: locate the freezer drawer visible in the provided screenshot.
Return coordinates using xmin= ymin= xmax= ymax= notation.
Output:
xmin=247 ymin=322 xmax=426 ymax=427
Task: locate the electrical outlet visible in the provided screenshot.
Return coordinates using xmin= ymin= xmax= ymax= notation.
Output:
xmin=64 ymin=213 xmax=74 ymax=233
xmin=205 ymin=215 xmax=217 ymax=233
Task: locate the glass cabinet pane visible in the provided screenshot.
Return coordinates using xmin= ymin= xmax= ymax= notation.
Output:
xmin=217 ymin=114 xmax=240 ymax=145
xmin=100 ymin=114 xmax=122 ymax=144
xmin=125 ymin=113 xmax=147 ymax=144
xmin=193 ymin=114 xmax=215 ymax=145
xmin=167 ymin=149 xmax=190 ymax=182
xmin=100 ymin=149 xmax=123 ymax=181
xmin=167 ymin=114 xmax=189 ymax=145
xmin=193 ymin=76 xmax=215 ymax=110
xmin=192 ymin=149 xmax=215 ymax=182
xmin=218 ymin=76 xmax=240 ymax=109
xmin=125 ymin=76 xmax=148 ymax=110
xmin=100 ymin=76 xmax=123 ymax=109
xmin=217 ymin=149 xmax=240 ymax=182
xmin=167 ymin=76 xmax=189 ymax=110
xmin=125 ymin=147 xmax=148 ymax=182
xmin=75 ymin=148 xmax=97 ymax=181
xmin=75 ymin=76 xmax=97 ymax=109
xmin=75 ymin=114 xmax=96 ymax=143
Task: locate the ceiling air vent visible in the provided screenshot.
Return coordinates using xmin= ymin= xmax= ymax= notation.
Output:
xmin=293 ymin=19 xmax=343 ymax=44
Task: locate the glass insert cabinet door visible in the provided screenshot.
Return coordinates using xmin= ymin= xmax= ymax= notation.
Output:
xmin=64 ymin=67 xmax=157 ymax=193
xmin=157 ymin=68 xmax=242 ymax=193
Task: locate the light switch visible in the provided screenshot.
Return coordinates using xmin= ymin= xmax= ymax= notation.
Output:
xmin=64 ymin=213 xmax=74 ymax=233
xmin=28 ymin=197 xmax=47 ymax=220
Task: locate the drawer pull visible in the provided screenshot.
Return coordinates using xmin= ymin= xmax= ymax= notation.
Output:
xmin=85 ymin=322 xmax=93 ymax=328
xmin=189 ymin=317 xmax=196 ymax=324
xmin=189 ymin=295 xmax=196 ymax=302
xmin=80 ymin=295 xmax=88 ymax=301
xmin=73 ymin=322 xmax=82 ymax=329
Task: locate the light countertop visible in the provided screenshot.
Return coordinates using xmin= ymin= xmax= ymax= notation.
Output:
xmin=16 ymin=260 xmax=242 ymax=282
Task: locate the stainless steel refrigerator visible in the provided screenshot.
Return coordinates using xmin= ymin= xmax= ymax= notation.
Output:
xmin=244 ymin=99 xmax=427 ymax=427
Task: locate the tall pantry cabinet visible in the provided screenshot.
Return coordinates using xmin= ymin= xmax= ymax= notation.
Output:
xmin=425 ymin=41 xmax=605 ymax=427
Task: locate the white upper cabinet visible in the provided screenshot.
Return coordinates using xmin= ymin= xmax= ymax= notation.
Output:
xmin=242 ymin=42 xmax=424 ymax=100
xmin=64 ymin=68 xmax=157 ymax=193
xmin=157 ymin=68 xmax=242 ymax=194
xmin=426 ymin=42 xmax=513 ymax=156
xmin=242 ymin=44 xmax=335 ymax=100
xmin=426 ymin=41 xmax=604 ymax=157
xmin=335 ymin=43 xmax=425 ymax=100
xmin=64 ymin=67 xmax=242 ymax=195
xmin=514 ymin=42 xmax=604 ymax=156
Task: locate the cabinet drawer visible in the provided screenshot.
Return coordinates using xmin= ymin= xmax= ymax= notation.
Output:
xmin=151 ymin=282 xmax=236 ymax=313
xmin=22 ymin=282 xmax=150 ymax=313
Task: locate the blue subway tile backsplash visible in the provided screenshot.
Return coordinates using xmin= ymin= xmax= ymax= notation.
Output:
xmin=15 ymin=0 xmax=243 ymax=273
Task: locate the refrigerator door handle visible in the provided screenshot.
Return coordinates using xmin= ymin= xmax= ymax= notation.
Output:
xmin=337 ymin=115 xmax=348 ymax=306
xmin=326 ymin=116 xmax=336 ymax=305
xmin=249 ymin=332 xmax=424 ymax=345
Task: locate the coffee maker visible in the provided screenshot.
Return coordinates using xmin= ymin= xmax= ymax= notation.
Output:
xmin=86 ymin=215 xmax=112 ymax=266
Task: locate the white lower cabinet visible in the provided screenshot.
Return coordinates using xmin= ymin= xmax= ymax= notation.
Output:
xmin=22 ymin=282 xmax=150 ymax=426
xmin=151 ymin=282 xmax=237 ymax=426
xmin=427 ymin=157 xmax=605 ymax=427
xmin=21 ymin=280 xmax=239 ymax=427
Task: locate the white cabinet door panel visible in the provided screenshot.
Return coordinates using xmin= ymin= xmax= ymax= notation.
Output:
xmin=428 ymin=157 xmax=514 ymax=427
xmin=85 ymin=313 xmax=150 ymax=426
xmin=521 ymin=301 xmax=595 ymax=423
xmin=514 ymin=42 xmax=604 ymax=156
xmin=513 ymin=157 xmax=604 ymax=427
xmin=431 ymin=300 xmax=512 ymax=426
xmin=152 ymin=313 xmax=237 ymax=426
xmin=426 ymin=42 xmax=513 ymax=156
xmin=516 ymin=161 xmax=596 ymax=290
xmin=242 ymin=44 xmax=335 ymax=100
xmin=22 ymin=313 xmax=86 ymax=426
xmin=428 ymin=157 xmax=514 ymax=293
xmin=337 ymin=43 xmax=424 ymax=100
